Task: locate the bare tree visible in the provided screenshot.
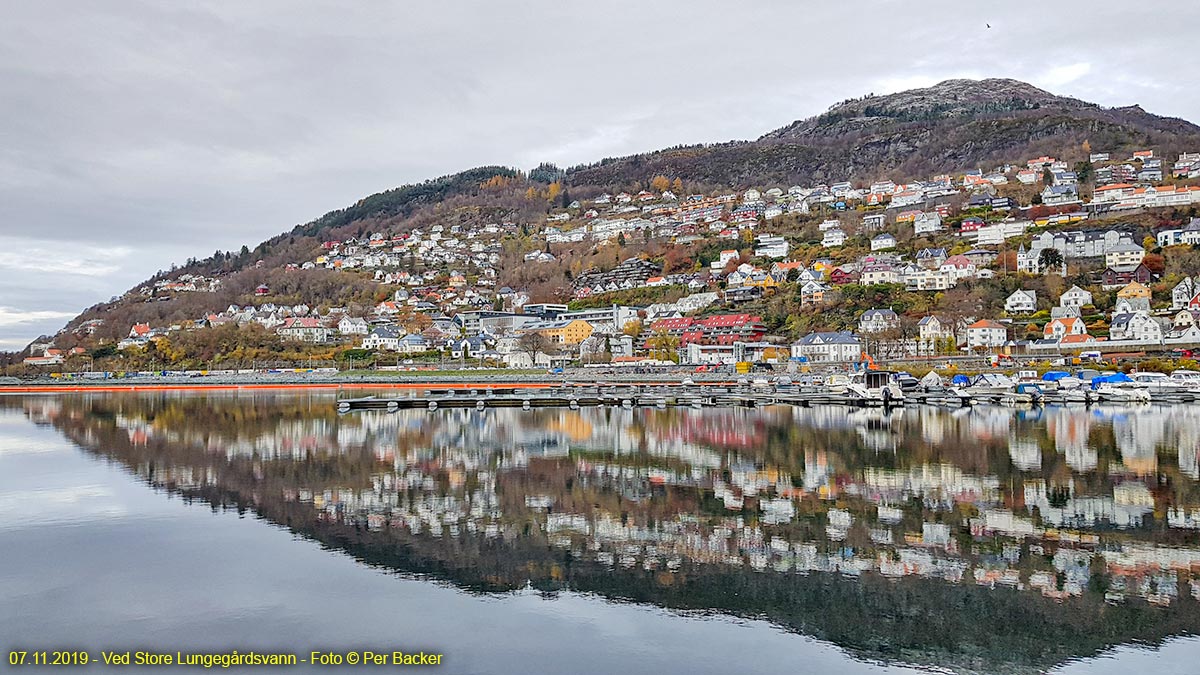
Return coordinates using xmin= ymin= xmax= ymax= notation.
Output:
xmin=518 ymin=331 xmax=555 ymax=366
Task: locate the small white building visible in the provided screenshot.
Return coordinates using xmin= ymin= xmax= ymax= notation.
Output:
xmin=1059 ymin=285 xmax=1093 ymax=310
xmin=822 ymin=228 xmax=847 ymax=248
xmin=870 ymin=233 xmax=897 ymax=251
xmin=1004 ymin=290 xmax=1037 ymax=314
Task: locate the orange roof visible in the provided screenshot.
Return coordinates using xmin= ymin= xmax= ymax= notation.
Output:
xmin=1060 ymin=334 xmax=1094 ymax=344
xmin=968 ymin=319 xmax=1005 ymax=329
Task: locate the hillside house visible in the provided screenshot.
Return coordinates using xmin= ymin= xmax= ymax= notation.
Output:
xmin=1005 ymin=290 xmax=1037 ymax=314
xmin=1109 ymin=312 xmax=1165 ymax=343
xmin=822 ymin=228 xmax=847 ymax=248
xmin=362 ymin=325 xmax=405 ymax=351
xmin=870 ymin=233 xmax=897 ymax=251
xmin=965 ymin=320 xmax=1007 ymax=349
xmin=1044 ymin=317 xmax=1087 ymax=340
xmin=1104 ymin=242 xmax=1146 ymax=269
xmin=1059 ymin=285 xmax=1093 ymax=310
xmin=859 ymin=309 xmax=899 ymax=334
xmin=277 ymin=317 xmax=334 ymax=344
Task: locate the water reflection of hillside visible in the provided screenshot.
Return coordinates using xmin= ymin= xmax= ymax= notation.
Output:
xmin=14 ymin=392 xmax=1200 ymax=673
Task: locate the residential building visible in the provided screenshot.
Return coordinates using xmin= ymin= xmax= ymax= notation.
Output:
xmin=646 ymin=314 xmax=766 ymax=346
xmin=337 ymin=316 xmax=369 ymax=335
xmin=822 ymin=228 xmax=847 ymax=248
xmin=870 ymin=233 xmax=897 ymax=251
xmin=523 ymin=318 xmax=594 ymax=345
xmin=1109 ymin=312 xmax=1165 ymax=343
xmin=276 ymin=317 xmax=335 ymax=344
xmin=1004 ymin=290 xmax=1037 ymax=314
xmin=1105 ymin=242 xmax=1146 ymax=269
xmin=1101 ymin=264 xmax=1156 ymax=290
xmin=362 ymin=325 xmax=406 ymax=351
xmin=754 ymin=234 xmax=789 ymax=259
xmin=1059 ymin=285 xmax=1093 ymax=310
xmin=917 ymin=315 xmax=955 ymax=353
xmin=965 ymin=320 xmax=1007 ymax=350
xmin=859 ymin=308 xmax=899 ymax=334
xmin=1044 ymin=317 xmax=1087 ymax=341
xmin=791 ymin=332 xmax=862 ymax=363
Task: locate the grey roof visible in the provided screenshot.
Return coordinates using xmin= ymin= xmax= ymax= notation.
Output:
xmin=796 ymin=331 xmax=860 ymax=345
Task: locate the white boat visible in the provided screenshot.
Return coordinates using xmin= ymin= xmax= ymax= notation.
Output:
xmin=1170 ymin=370 xmax=1200 ymax=387
xmin=963 ymin=373 xmax=1016 ymax=395
xmin=1094 ymin=383 xmax=1151 ymax=403
xmin=1130 ymin=372 xmax=1190 ymax=394
xmin=825 ymin=373 xmax=852 ymax=394
xmin=845 ymin=370 xmax=905 ymax=405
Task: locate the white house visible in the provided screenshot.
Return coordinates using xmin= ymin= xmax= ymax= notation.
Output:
xmin=859 ymin=308 xmax=899 ymax=334
xmin=822 ymin=228 xmax=847 ymax=248
xmin=870 ymin=233 xmax=897 ymax=251
xmin=338 ymin=316 xmax=370 ymax=335
xmin=1173 ymin=277 xmax=1197 ymax=309
xmin=917 ymin=315 xmax=955 ymax=353
xmin=1004 ymin=290 xmax=1037 ymax=314
xmin=362 ymin=325 xmax=405 ymax=351
xmin=754 ymin=234 xmax=790 ymax=259
xmin=913 ymin=213 xmax=943 ymax=235
xmin=965 ymin=320 xmax=1007 ymax=349
xmin=1059 ymin=285 xmax=1093 ymax=310
xmin=1044 ymin=317 xmax=1087 ymax=340
xmin=1109 ymin=312 xmax=1165 ymax=344
xmin=791 ymin=332 xmax=862 ymax=362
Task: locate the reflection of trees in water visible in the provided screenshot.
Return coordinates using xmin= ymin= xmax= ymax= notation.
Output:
xmin=21 ymin=393 xmax=1200 ymax=674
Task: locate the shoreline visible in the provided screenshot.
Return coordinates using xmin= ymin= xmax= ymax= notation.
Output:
xmin=0 ymin=373 xmax=724 ymax=393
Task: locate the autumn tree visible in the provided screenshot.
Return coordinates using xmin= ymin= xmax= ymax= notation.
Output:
xmin=671 ymin=177 xmax=684 ymax=194
xmin=650 ymin=175 xmax=671 ymax=193
xmin=646 ymin=329 xmax=680 ymax=362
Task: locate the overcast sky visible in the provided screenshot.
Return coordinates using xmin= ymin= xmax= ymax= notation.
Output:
xmin=2 ymin=1 xmax=1198 ymax=350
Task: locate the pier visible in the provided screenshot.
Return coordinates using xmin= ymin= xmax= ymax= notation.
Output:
xmin=335 ymin=383 xmax=997 ymax=413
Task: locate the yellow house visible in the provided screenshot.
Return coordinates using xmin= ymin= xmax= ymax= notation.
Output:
xmin=744 ymin=274 xmax=779 ymax=290
xmin=531 ymin=319 xmax=593 ymax=345
xmin=1117 ymin=281 xmax=1151 ymax=301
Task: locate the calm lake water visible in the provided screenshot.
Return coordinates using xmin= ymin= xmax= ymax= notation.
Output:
xmin=3 ymin=391 xmax=1200 ymax=674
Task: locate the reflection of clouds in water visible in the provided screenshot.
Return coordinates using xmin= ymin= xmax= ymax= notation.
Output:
xmin=0 ymin=434 xmax=69 ymax=455
xmin=0 ymin=484 xmax=127 ymax=529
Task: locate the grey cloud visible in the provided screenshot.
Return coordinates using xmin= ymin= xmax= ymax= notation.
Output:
xmin=1 ymin=0 xmax=1199 ymax=348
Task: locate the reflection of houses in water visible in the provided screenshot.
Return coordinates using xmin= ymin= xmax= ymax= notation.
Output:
xmin=967 ymin=408 xmax=1019 ymax=443
xmin=1024 ymin=479 xmax=1153 ymax=529
xmin=1008 ymin=436 xmax=1042 ymax=471
xmin=1111 ymin=410 xmax=1164 ymax=475
xmin=847 ymin=408 xmax=904 ymax=451
xmin=1045 ymin=407 xmax=1098 ymax=472
xmin=861 ymin=464 xmax=1002 ymax=508
xmin=915 ymin=407 xmax=949 ymax=446
xmin=33 ymin=394 xmax=1200 ymax=610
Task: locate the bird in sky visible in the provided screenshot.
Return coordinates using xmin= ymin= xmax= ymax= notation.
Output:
xmin=987 ymin=23 xmax=992 ymax=28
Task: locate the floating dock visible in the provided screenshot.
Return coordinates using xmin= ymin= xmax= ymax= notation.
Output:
xmin=336 ymin=384 xmax=997 ymax=413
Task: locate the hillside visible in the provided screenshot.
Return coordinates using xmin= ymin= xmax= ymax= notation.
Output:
xmin=15 ymin=77 xmax=1200 ymax=369
xmin=568 ymin=78 xmax=1200 ymax=187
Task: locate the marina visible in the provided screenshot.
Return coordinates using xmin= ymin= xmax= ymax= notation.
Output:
xmin=335 ymin=368 xmax=1200 ymax=412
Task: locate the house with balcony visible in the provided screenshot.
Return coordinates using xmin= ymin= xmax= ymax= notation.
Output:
xmin=858 ymin=308 xmax=899 ymax=334
xmin=965 ymin=320 xmax=1007 ymax=349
